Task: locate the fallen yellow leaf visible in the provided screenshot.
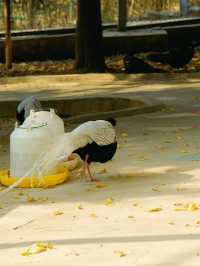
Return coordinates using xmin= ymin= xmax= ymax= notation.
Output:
xmin=174 ymin=203 xmax=200 ymax=212
xmin=21 ymin=242 xmax=54 ymax=256
xmin=26 ymin=195 xmax=37 ymax=203
xmin=152 ymin=187 xmax=161 ymax=192
xmin=174 ymin=207 xmax=185 ymax=211
xmin=114 ymin=250 xmax=126 ymax=257
xmin=196 ymin=220 xmax=200 ymax=225
xmin=186 ymin=203 xmax=200 ymax=212
xmin=147 ymin=208 xmax=162 ymax=212
xmin=185 ymin=224 xmax=192 ymax=227
xmin=105 ymin=197 xmax=114 ymax=206
xmin=76 ymin=203 xmax=83 ymax=210
xmin=53 ymin=211 xmax=64 ymax=216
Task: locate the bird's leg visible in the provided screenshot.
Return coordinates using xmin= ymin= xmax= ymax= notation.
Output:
xmin=85 ymin=155 xmax=99 ymax=182
xmin=82 ymin=158 xmax=89 ymax=181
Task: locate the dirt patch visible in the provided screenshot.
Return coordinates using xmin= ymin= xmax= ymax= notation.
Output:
xmin=1 ymin=50 xmax=200 ymax=77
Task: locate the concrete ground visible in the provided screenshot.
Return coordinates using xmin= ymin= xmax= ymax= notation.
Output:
xmin=1 ymin=73 xmax=200 ymax=265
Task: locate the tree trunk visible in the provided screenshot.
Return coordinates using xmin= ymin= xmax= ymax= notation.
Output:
xmin=4 ymin=0 xmax=12 ymax=69
xmin=75 ymin=0 xmax=105 ymax=72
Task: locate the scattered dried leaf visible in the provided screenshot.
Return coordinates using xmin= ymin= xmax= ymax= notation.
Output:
xmin=185 ymin=224 xmax=192 ymax=227
xmin=152 ymin=187 xmax=161 ymax=192
xmin=105 ymin=197 xmax=114 ymax=206
xmin=147 ymin=207 xmax=162 ymax=212
xmin=187 ymin=203 xmax=200 ymax=212
xmin=21 ymin=242 xmax=54 ymax=256
xmin=53 ymin=211 xmax=64 ymax=216
xmin=76 ymin=203 xmax=83 ymax=210
xmin=174 ymin=207 xmax=185 ymax=211
xmin=26 ymin=195 xmax=37 ymax=203
xmin=114 ymin=250 xmax=126 ymax=257
xmin=174 ymin=203 xmax=200 ymax=212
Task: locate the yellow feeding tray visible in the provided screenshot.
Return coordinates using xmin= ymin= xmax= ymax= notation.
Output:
xmin=0 ymin=153 xmax=79 ymax=188
xmin=0 ymin=166 xmax=69 ymax=188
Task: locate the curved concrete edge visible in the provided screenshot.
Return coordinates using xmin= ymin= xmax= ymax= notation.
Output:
xmin=0 ymin=97 xmax=165 ymax=123
xmin=64 ymin=103 xmax=165 ymax=124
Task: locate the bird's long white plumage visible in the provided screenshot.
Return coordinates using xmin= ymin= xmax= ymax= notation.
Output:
xmin=0 ymin=120 xmax=116 ymax=197
xmin=37 ymin=120 xmax=116 ymax=175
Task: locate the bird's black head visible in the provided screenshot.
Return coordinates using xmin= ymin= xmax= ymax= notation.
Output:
xmin=106 ymin=118 xmax=116 ymax=127
xmin=16 ymin=108 xmax=25 ymax=125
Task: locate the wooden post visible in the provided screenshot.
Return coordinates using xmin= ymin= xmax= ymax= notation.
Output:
xmin=180 ymin=0 xmax=189 ymax=16
xmin=4 ymin=0 xmax=12 ymax=69
xmin=118 ymin=0 xmax=127 ymax=31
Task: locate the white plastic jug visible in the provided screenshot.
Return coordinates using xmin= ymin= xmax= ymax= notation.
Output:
xmin=10 ymin=109 xmax=65 ymax=178
xmin=23 ymin=109 xmax=65 ymax=139
xmin=10 ymin=122 xmax=52 ymax=177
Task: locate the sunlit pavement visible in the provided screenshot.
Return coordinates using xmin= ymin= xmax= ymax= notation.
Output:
xmin=1 ymin=74 xmax=200 ymax=265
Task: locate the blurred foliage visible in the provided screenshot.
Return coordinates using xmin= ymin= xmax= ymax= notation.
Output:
xmin=0 ymin=0 xmax=200 ymax=30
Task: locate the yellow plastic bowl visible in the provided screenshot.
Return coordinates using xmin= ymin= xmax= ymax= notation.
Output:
xmin=0 ymin=166 xmax=69 ymax=188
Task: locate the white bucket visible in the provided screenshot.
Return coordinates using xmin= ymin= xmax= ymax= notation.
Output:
xmin=10 ymin=123 xmax=52 ymax=177
xmin=10 ymin=109 xmax=65 ymax=177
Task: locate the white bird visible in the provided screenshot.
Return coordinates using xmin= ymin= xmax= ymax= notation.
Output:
xmin=36 ymin=118 xmax=117 ymax=182
xmin=0 ymin=118 xmax=117 ymax=197
xmin=72 ymin=118 xmax=117 ymax=181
